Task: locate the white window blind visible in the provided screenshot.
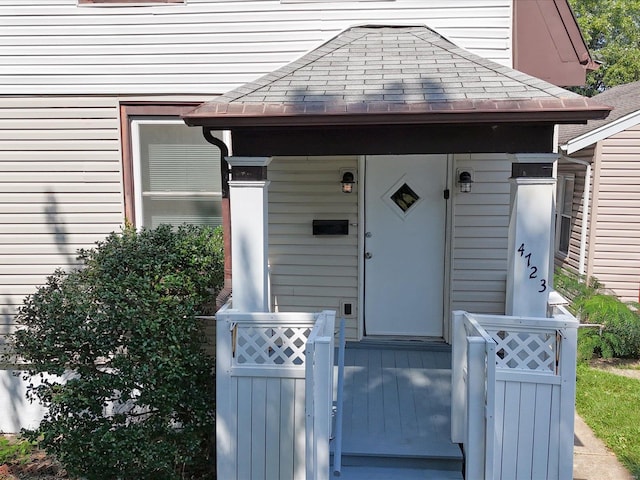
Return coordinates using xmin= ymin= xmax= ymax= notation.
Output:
xmin=133 ymin=119 xmax=223 ymax=228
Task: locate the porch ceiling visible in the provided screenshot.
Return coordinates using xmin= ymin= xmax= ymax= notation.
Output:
xmin=183 ymin=25 xmax=611 ymax=130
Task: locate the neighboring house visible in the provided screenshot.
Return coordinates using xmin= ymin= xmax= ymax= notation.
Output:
xmin=0 ymin=1 xmax=609 ymax=478
xmin=557 ymin=81 xmax=640 ymax=303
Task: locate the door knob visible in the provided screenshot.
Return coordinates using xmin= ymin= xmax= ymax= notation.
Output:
xmin=365 ymin=252 xmax=373 ymax=259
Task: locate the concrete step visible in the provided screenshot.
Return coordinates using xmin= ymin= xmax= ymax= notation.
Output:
xmin=330 ymin=465 xmax=463 ymax=479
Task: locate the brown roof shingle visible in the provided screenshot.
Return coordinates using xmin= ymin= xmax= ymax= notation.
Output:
xmin=184 ymin=25 xmax=610 ymax=127
xmin=559 ymin=80 xmax=640 ymax=144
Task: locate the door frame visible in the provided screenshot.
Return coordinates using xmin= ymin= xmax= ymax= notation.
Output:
xmin=356 ymin=154 xmax=455 ymax=342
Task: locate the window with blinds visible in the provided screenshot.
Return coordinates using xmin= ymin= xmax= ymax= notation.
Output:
xmin=555 ymin=175 xmax=574 ymax=255
xmin=131 ymin=119 xmax=222 ymax=228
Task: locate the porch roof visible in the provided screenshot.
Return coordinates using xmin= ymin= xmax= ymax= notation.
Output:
xmin=184 ymin=25 xmax=611 ymax=129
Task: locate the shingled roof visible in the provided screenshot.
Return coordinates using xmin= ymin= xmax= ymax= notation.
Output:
xmin=559 ymin=80 xmax=640 ymax=145
xmin=184 ymin=25 xmax=610 ymax=128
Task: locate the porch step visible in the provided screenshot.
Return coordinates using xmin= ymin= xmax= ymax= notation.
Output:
xmin=331 ymin=465 xmax=463 ymax=479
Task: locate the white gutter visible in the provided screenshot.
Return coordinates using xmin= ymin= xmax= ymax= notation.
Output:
xmin=562 ymin=155 xmax=591 ymax=276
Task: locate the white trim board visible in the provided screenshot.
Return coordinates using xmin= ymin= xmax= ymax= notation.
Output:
xmin=561 ymin=109 xmax=640 ymax=155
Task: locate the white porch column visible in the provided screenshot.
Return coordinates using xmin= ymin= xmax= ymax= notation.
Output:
xmin=506 ymin=154 xmax=557 ymax=317
xmin=226 ymin=156 xmax=271 ymax=313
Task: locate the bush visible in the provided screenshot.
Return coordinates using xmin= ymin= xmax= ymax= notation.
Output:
xmin=555 ymin=269 xmax=640 ymax=361
xmin=8 ymin=224 xmax=224 ymax=480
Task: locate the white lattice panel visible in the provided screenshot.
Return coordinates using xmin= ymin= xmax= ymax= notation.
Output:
xmin=235 ymin=325 xmax=312 ymax=366
xmin=489 ymin=330 xmax=557 ymax=373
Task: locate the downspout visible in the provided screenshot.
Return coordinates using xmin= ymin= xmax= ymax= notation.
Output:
xmin=563 ymin=155 xmax=591 ymax=277
xmin=202 ymin=128 xmax=232 ymax=309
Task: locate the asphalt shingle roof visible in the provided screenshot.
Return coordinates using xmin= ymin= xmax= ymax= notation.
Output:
xmin=184 ymin=25 xmax=610 ymax=127
xmin=559 ymin=80 xmax=640 ymax=144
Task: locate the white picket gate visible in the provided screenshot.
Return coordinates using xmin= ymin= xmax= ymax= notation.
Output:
xmin=215 ymin=305 xmax=335 ymax=480
xmin=452 ymin=306 xmax=578 ymax=480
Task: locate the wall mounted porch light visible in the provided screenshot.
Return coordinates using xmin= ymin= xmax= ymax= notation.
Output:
xmin=340 ymin=169 xmax=356 ymax=193
xmin=457 ymin=168 xmax=474 ymax=193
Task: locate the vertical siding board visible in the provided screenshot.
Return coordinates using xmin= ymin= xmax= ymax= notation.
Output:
xmin=500 ymin=381 xmax=521 ymax=479
xmin=265 ymin=378 xmax=281 ymax=480
xmin=237 ymin=378 xmax=253 ymax=480
xmin=250 ymin=377 xmax=267 ymax=480
xmin=293 ymin=379 xmax=306 ymax=480
xmin=531 ymin=383 xmax=552 ymax=479
xmin=279 ymin=378 xmax=295 ymax=480
xmin=546 ymin=384 xmax=561 ymax=480
xmin=515 ymin=382 xmax=536 ymax=479
xmin=493 ymin=379 xmax=506 ymax=478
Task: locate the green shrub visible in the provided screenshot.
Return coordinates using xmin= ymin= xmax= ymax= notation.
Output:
xmin=555 ymin=269 xmax=640 ymax=360
xmin=8 ymin=224 xmax=224 ymax=480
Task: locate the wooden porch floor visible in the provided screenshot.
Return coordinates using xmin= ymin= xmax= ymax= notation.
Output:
xmin=332 ymin=341 xmax=463 ymax=479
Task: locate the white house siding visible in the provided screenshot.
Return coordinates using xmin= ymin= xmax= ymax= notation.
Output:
xmin=451 ymin=153 xmax=512 ymax=314
xmin=268 ymin=156 xmax=359 ymax=339
xmin=555 ymin=146 xmax=595 ymax=276
xmin=590 ymin=125 xmax=640 ymax=303
xmin=0 ymin=0 xmax=513 ymax=96
xmin=0 ymin=96 xmax=124 ymax=347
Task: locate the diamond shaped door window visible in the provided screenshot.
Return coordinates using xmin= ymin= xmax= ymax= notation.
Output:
xmin=390 ymin=183 xmax=420 ymax=213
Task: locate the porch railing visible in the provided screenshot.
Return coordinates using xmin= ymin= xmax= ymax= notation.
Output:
xmin=452 ymin=307 xmax=578 ymax=480
xmin=305 ymin=311 xmax=336 ymax=480
xmin=216 ymin=304 xmax=336 ymax=480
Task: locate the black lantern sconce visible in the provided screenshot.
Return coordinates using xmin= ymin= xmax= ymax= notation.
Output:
xmin=340 ymin=170 xmax=356 ymax=194
xmin=457 ymin=169 xmax=474 ymax=193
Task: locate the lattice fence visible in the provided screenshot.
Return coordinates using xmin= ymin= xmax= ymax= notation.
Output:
xmin=234 ymin=324 xmax=312 ymax=366
xmin=488 ymin=329 xmax=558 ymax=373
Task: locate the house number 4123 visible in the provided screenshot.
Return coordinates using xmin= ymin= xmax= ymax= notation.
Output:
xmin=517 ymin=243 xmax=547 ymax=293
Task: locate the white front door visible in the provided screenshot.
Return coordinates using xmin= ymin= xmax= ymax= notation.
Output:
xmin=364 ymin=155 xmax=448 ymax=337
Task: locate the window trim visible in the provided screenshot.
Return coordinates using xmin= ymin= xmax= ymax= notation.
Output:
xmin=120 ymin=103 xmax=204 ymax=226
xmin=555 ymin=174 xmax=575 ymax=256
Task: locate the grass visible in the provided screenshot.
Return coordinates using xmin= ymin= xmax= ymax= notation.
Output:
xmin=576 ymin=364 xmax=640 ymax=478
xmin=0 ymin=436 xmax=33 ymax=465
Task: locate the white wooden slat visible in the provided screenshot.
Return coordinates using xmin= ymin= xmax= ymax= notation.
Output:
xmin=265 ymin=379 xmax=281 ymax=480
xmin=500 ymin=382 xmax=520 ymax=479
xmin=236 ymin=377 xmax=253 ymax=480
xmin=515 ymin=382 xmax=536 ymax=479
xmin=293 ymin=379 xmax=306 ymax=480
xmin=531 ymin=383 xmax=552 ymax=479
xmin=546 ymin=385 xmax=561 ymax=479
xmin=251 ymin=377 xmax=267 ymax=480
xmin=279 ymin=379 xmax=295 ymax=480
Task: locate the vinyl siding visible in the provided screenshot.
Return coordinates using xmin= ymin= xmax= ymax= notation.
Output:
xmin=268 ymin=156 xmax=359 ymax=339
xmin=555 ymin=146 xmax=595 ymax=276
xmin=0 ymin=96 xmax=124 ymax=344
xmin=451 ymin=153 xmax=512 ymax=314
xmin=590 ymin=125 xmax=640 ymax=302
xmin=0 ymin=0 xmax=512 ymax=95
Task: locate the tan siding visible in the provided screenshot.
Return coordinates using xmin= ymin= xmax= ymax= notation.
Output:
xmin=590 ymin=124 xmax=640 ymax=302
xmin=0 ymin=0 xmax=512 ymax=95
xmin=451 ymin=153 xmax=511 ymax=314
xmin=0 ymin=96 xmax=124 ymax=342
xmin=555 ymin=146 xmax=595 ymax=276
xmin=268 ymin=156 xmax=359 ymax=339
